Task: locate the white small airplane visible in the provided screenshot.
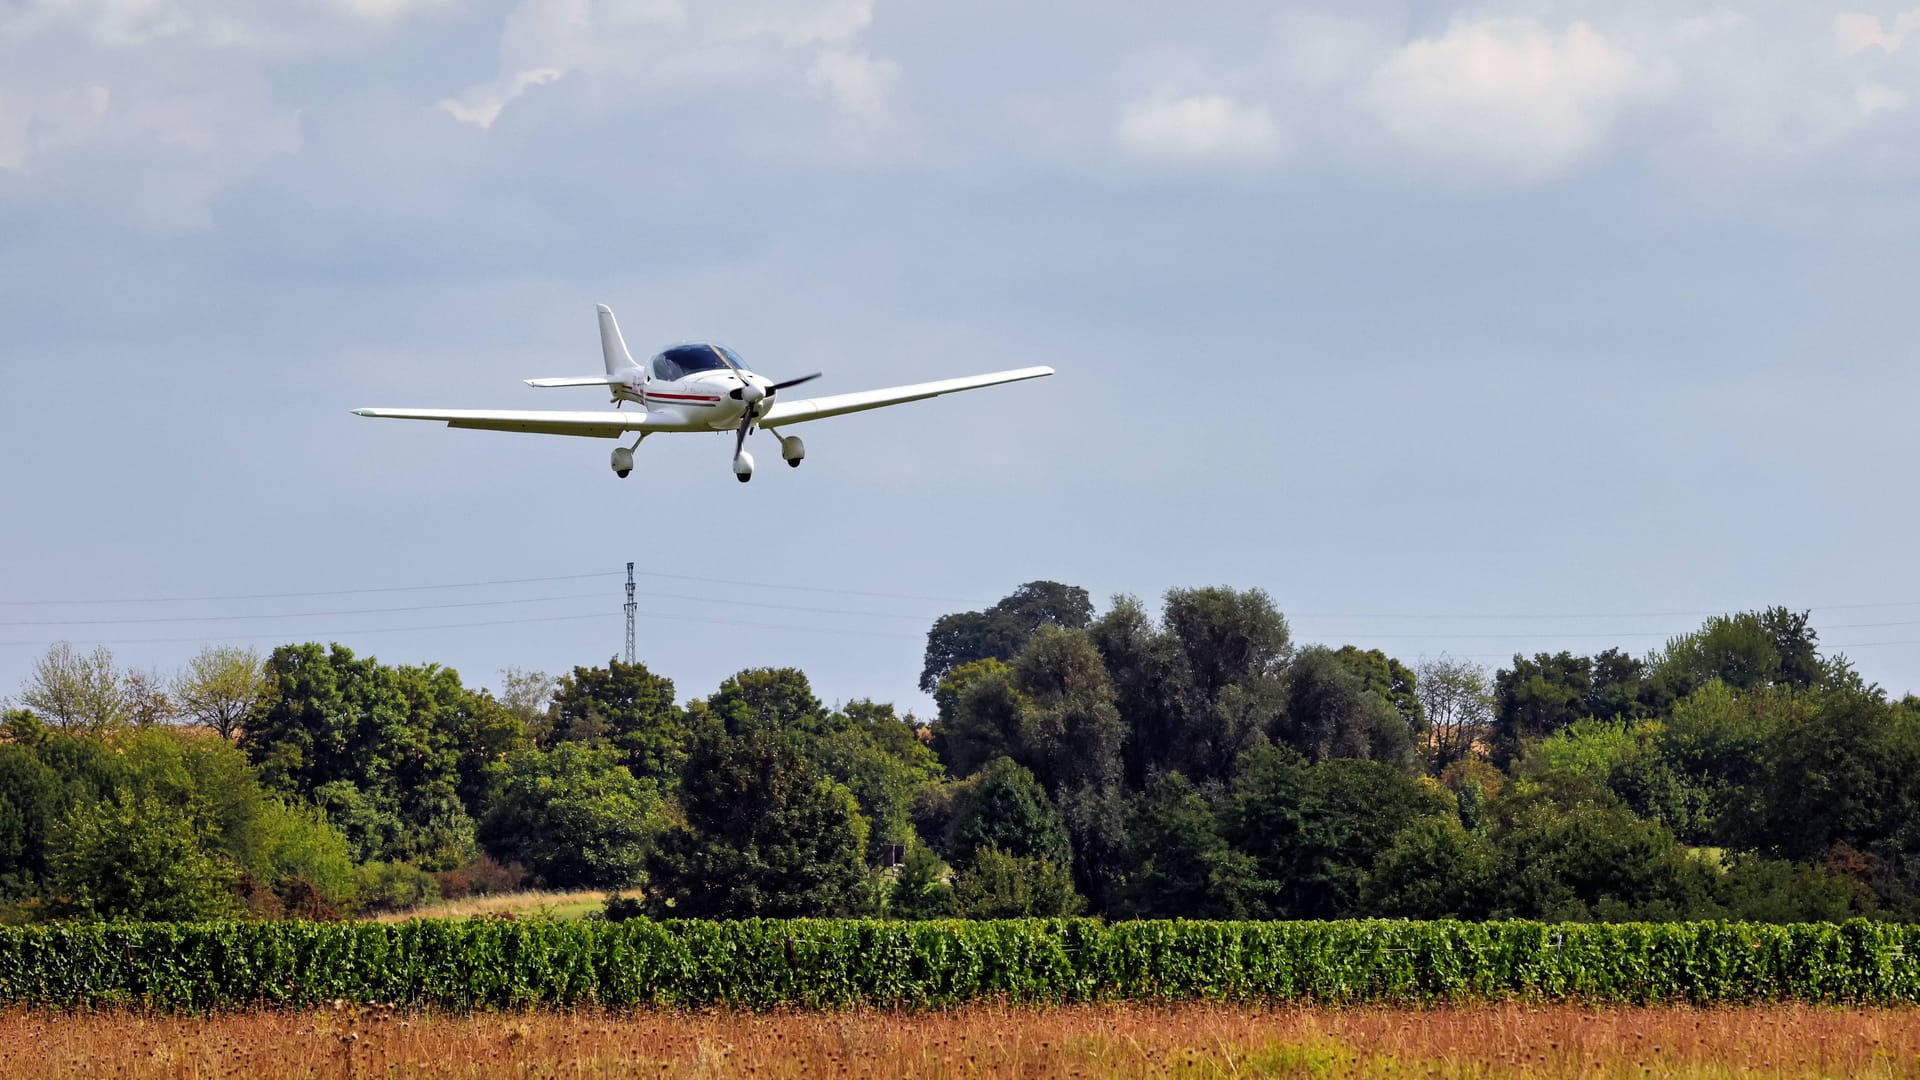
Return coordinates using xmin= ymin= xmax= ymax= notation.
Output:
xmin=355 ymin=305 xmax=1053 ymax=482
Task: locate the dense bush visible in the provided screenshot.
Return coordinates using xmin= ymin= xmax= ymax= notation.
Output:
xmin=6 ymin=919 xmax=1920 ymax=1011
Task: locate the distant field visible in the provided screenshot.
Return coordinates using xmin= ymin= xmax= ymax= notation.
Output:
xmin=9 ymin=1002 xmax=1920 ymax=1078
xmin=370 ymin=889 xmax=614 ymax=923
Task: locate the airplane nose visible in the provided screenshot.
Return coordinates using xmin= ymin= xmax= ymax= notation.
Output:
xmin=729 ymin=374 xmax=766 ymax=404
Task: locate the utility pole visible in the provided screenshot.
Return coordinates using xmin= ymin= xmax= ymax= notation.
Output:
xmin=624 ymin=561 xmax=637 ymax=665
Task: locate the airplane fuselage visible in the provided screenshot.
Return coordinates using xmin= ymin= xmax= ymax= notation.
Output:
xmin=614 ymin=365 xmax=771 ymax=433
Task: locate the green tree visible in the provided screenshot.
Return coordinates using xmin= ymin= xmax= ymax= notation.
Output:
xmin=1747 ymin=690 xmax=1920 ymax=867
xmin=1587 ymin=648 xmax=1665 ymax=722
xmin=1485 ymin=781 xmax=1717 ymax=921
xmin=446 ymin=690 xmax=529 ymax=819
xmin=0 ymin=744 xmax=63 ymax=898
xmin=244 ymin=644 xmax=476 ymax=868
xmin=919 ymin=581 xmax=1093 ymax=692
xmin=1224 ymin=748 xmax=1452 ymax=918
xmin=1162 ymin=586 xmax=1293 ymax=784
xmin=1056 ymin=780 xmax=1135 ymax=914
xmin=1493 ymin=652 xmax=1594 ymax=766
xmin=1334 ymin=646 xmax=1426 ymax=742
xmin=932 ymin=661 xmax=1025 ymax=779
xmin=1415 ymin=656 xmax=1494 ymax=769
xmin=20 ymin=642 xmax=129 ymax=734
xmin=1363 ymin=817 xmax=1495 ymax=918
xmin=1280 ymin=647 xmax=1417 ymax=768
xmin=547 ymin=659 xmax=685 ymax=782
xmin=704 ymin=667 xmax=831 ymax=737
xmin=1656 ymin=613 xmax=1783 ymax=694
xmin=887 ymin=843 xmax=955 ymax=919
xmin=171 ymin=645 xmax=267 ymax=741
xmin=480 ymin=743 xmax=661 ymax=888
xmin=645 ymin=726 xmax=871 ymax=917
xmin=950 ymin=846 xmax=1085 ymax=917
xmin=1010 ymin=626 xmax=1125 ymax=794
xmin=810 ymin=700 xmax=942 ymax=863
xmin=943 ymin=756 xmax=1071 ymax=869
xmin=1760 ymin=607 xmax=1827 ymax=691
xmin=1088 ymin=595 xmax=1195 ymax=788
xmin=47 ymin=792 xmax=239 ymax=920
xmin=1117 ymin=772 xmax=1258 ymax=918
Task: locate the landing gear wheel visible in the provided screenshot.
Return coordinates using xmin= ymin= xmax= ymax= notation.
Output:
xmin=616 ymin=470 xmax=631 ymax=479
xmin=787 ymin=459 xmax=801 ymax=468
xmin=736 ymin=472 xmax=752 ymax=483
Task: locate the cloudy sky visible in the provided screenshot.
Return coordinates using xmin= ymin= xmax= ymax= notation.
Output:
xmin=2 ymin=0 xmax=1917 ymax=712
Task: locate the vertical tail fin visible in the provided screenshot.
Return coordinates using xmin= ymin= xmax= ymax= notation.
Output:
xmin=597 ymin=304 xmax=642 ymax=377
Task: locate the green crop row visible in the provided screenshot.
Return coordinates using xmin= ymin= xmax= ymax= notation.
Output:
xmin=2 ymin=919 xmax=1917 ymax=1011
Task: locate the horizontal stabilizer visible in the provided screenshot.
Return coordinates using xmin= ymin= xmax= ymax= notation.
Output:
xmin=525 ymin=375 xmax=626 ymax=388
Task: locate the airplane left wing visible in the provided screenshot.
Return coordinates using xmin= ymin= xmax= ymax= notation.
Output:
xmin=352 ymin=408 xmax=677 ymax=438
xmin=757 ymin=366 xmax=1054 ymax=428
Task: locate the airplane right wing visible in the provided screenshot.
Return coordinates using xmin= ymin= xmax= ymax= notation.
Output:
xmin=351 ymin=408 xmax=684 ymax=438
xmin=757 ymin=366 xmax=1054 ymax=428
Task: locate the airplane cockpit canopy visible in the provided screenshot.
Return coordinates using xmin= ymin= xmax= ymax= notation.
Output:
xmin=651 ymin=344 xmax=747 ymax=382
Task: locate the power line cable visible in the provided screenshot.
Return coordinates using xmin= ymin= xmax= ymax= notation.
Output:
xmin=0 ymin=589 xmax=941 ymax=628
xmin=0 ymin=572 xmax=622 ymax=607
xmin=1287 ymin=599 xmax=1920 ymax=620
xmin=0 ymin=607 xmax=924 ymax=649
xmin=0 ymin=569 xmax=974 ymax=608
xmin=1286 ymin=619 xmax=1920 ymax=641
xmin=0 ymin=592 xmax=610 ymax=627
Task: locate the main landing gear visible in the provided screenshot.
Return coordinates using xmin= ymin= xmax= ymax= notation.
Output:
xmin=611 ymin=435 xmax=645 ymax=478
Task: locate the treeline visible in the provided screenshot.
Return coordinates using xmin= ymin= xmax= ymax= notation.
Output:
xmin=2 ymin=583 xmax=1917 ymax=924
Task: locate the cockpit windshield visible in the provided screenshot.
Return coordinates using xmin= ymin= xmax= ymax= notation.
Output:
xmin=652 ymin=344 xmax=737 ymax=382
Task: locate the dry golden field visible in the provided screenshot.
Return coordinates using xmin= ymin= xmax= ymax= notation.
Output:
xmin=368 ymin=889 xmax=613 ymax=923
xmin=8 ymin=1002 xmax=1920 ymax=1079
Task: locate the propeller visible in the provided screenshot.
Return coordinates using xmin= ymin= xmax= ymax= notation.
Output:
xmin=707 ymin=345 xmax=822 ymax=465
xmin=728 ymin=371 xmax=821 ymax=401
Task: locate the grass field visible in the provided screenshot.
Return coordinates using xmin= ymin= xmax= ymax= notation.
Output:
xmin=9 ymin=1003 xmax=1920 ymax=1078
xmin=369 ymin=889 xmax=613 ymax=923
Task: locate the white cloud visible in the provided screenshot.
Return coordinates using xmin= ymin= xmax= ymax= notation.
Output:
xmin=1115 ymin=92 xmax=1284 ymax=167
xmin=438 ymin=68 xmax=565 ymax=129
xmin=0 ymin=84 xmax=111 ymax=170
xmin=1363 ymin=19 xmax=1657 ymax=183
xmin=1856 ymin=82 xmax=1908 ymax=117
xmin=808 ymin=49 xmax=900 ymax=126
xmin=1834 ymin=10 xmax=1920 ymax=54
xmin=714 ymin=0 xmax=872 ymax=47
xmin=441 ymin=0 xmax=890 ymax=131
xmin=1 ymin=0 xmax=453 ymax=49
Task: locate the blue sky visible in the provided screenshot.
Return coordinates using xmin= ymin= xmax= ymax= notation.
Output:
xmin=2 ymin=0 xmax=1917 ymax=712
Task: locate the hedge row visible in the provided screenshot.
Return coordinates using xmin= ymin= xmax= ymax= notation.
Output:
xmin=3 ymin=919 xmax=1918 ymax=1011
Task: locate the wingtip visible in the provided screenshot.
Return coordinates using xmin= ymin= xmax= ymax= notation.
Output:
xmin=351 ymin=408 xmax=370 ymax=416
xmin=596 ymin=303 xmax=612 ymax=314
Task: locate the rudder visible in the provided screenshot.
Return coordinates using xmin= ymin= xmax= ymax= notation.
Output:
xmin=597 ymin=304 xmax=642 ymax=377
